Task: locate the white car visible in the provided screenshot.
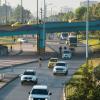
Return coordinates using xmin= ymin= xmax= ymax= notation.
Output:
xmin=53 ymin=61 xmax=68 ymax=75
xmin=17 ymin=38 xmax=28 ymax=43
xmin=20 ymin=70 xmax=38 ymax=85
xmin=28 ymin=85 xmax=52 ymax=100
xmin=62 ymin=50 xmax=72 ymax=59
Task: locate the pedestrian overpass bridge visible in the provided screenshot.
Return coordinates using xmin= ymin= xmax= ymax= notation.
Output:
xmin=0 ymin=20 xmax=100 ymax=53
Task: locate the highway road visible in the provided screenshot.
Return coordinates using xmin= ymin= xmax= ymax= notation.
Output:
xmin=0 ymin=42 xmax=86 ymax=100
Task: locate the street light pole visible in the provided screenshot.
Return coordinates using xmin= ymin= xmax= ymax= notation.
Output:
xmin=86 ymin=0 xmax=89 ymax=62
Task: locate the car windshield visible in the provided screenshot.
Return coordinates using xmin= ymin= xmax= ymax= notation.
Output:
xmin=50 ymin=59 xmax=57 ymax=62
xmin=31 ymin=89 xmax=48 ymax=95
xmin=56 ymin=68 xmax=64 ymax=70
xmin=23 ymin=71 xmax=35 ymax=75
xmin=64 ymin=51 xmax=70 ymax=53
xmin=56 ymin=63 xmax=65 ymax=66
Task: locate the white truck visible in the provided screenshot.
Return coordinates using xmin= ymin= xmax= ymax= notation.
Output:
xmin=68 ymin=35 xmax=77 ymax=47
xmin=62 ymin=50 xmax=72 ymax=59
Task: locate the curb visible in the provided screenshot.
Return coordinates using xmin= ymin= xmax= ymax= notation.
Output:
xmin=63 ymin=84 xmax=66 ymax=100
xmin=13 ymin=60 xmax=38 ymax=67
xmin=0 ymin=56 xmax=51 ymax=70
xmin=8 ymin=50 xmax=23 ymax=56
xmin=0 ymin=60 xmax=37 ymax=70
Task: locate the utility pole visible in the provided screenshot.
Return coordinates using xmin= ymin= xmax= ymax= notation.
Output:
xmin=50 ymin=8 xmax=53 ymax=21
xmin=86 ymin=0 xmax=89 ymax=64
xmin=5 ymin=0 xmax=7 ymax=24
xmin=40 ymin=8 xmax=43 ymax=23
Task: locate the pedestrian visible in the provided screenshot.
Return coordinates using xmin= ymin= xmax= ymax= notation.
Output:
xmin=38 ymin=57 xmax=42 ymax=67
xmin=10 ymin=45 xmax=12 ymax=52
xmin=59 ymin=46 xmax=62 ymax=54
xmin=64 ymin=46 xmax=67 ymax=50
xmin=13 ymin=38 xmax=16 ymax=43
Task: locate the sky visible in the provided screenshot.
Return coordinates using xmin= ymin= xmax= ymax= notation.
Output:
xmin=1 ymin=0 xmax=100 ymax=16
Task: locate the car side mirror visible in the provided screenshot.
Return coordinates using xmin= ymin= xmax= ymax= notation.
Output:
xmin=49 ymin=92 xmax=52 ymax=95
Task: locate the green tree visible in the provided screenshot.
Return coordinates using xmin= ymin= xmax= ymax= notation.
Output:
xmin=13 ymin=5 xmax=22 ymax=22
xmin=75 ymin=7 xmax=87 ymax=21
xmin=66 ymin=11 xmax=75 ymax=22
xmin=57 ymin=11 xmax=75 ymax=22
xmin=68 ymin=65 xmax=100 ymax=100
xmin=57 ymin=12 xmax=65 ymax=21
xmin=92 ymin=3 xmax=100 ymax=20
xmin=12 ymin=5 xmax=31 ymax=23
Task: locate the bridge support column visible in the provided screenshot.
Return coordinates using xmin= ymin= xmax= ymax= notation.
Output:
xmin=37 ymin=31 xmax=45 ymax=55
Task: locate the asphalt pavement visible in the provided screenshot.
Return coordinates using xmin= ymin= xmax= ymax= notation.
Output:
xmin=0 ymin=41 xmax=87 ymax=100
xmin=0 ymin=43 xmax=57 ymax=89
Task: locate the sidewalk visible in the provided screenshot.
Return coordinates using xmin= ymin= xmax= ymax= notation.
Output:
xmin=0 ymin=44 xmax=57 ymax=89
xmin=0 ymin=44 xmax=56 ymax=69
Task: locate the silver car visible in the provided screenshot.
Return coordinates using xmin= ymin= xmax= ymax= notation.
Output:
xmin=53 ymin=61 xmax=68 ymax=75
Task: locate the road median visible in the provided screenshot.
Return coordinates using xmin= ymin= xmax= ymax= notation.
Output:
xmin=0 ymin=73 xmax=18 ymax=90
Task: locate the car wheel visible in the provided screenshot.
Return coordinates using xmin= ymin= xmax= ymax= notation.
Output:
xmin=21 ymin=82 xmax=24 ymax=85
xmin=68 ymin=57 xmax=71 ymax=59
xmin=65 ymin=71 xmax=68 ymax=75
xmin=53 ymin=73 xmax=56 ymax=75
xmin=35 ymin=80 xmax=38 ymax=84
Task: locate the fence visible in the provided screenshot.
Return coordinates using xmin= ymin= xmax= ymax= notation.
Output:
xmin=64 ymin=84 xmax=76 ymax=100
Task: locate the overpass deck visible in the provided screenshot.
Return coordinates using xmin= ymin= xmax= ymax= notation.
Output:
xmin=0 ymin=20 xmax=100 ymax=35
xmin=0 ymin=20 xmax=100 ymax=53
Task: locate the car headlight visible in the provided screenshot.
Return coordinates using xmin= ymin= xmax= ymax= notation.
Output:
xmin=63 ymin=68 xmax=67 ymax=72
xmin=28 ymin=95 xmax=33 ymax=100
xmin=45 ymin=98 xmax=49 ymax=100
xmin=53 ymin=68 xmax=56 ymax=72
xmin=21 ymin=77 xmax=25 ymax=80
xmin=32 ymin=77 xmax=37 ymax=81
xmin=29 ymin=98 xmax=33 ymax=100
xmin=29 ymin=97 xmax=33 ymax=100
xmin=49 ymin=63 xmax=53 ymax=65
